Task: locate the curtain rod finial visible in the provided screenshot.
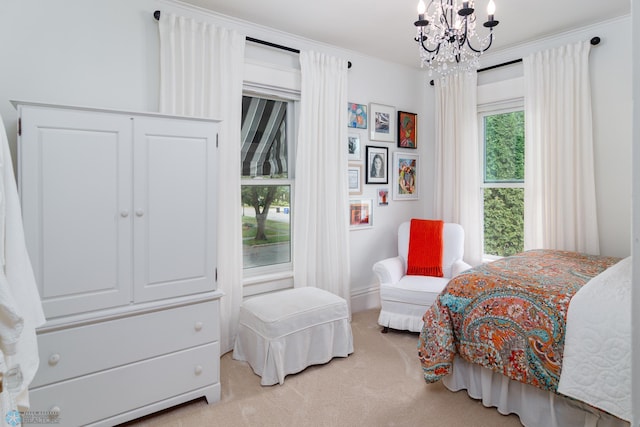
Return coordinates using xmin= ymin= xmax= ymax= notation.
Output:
xmin=154 ymin=10 xmax=161 ymax=21
xmin=590 ymin=36 xmax=600 ymax=45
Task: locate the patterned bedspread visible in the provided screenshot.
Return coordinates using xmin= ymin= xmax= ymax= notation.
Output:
xmin=418 ymin=250 xmax=620 ymax=392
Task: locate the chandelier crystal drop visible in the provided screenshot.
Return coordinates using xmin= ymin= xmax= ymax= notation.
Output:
xmin=414 ymin=0 xmax=499 ymax=78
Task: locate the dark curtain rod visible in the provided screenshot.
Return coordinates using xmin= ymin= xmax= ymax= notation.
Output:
xmin=428 ymin=36 xmax=601 ymax=86
xmin=154 ymin=11 xmax=352 ymax=69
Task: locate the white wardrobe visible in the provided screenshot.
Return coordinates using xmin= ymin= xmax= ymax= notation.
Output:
xmin=15 ymin=101 xmax=222 ymax=426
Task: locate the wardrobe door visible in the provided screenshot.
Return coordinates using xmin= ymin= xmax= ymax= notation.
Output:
xmin=132 ymin=116 xmax=217 ymax=302
xmin=19 ymin=106 xmax=133 ymax=318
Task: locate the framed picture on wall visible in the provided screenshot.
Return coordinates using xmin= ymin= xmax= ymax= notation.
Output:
xmin=348 ymin=164 xmax=362 ymax=195
xmin=393 ymin=152 xmax=419 ymax=200
xmin=366 ymin=146 xmax=388 ymax=184
xmin=349 ymin=199 xmax=373 ymax=230
xmin=369 ymin=103 xmax=395 ymax=142
xmin=348 ymin=133 xmax=362 ymax=161
xmin=397 ymin=111 xmax=417 ymax=149
xmin=348 ymin=102 xmax=368 ymax=129
xmin=377 ymin=188 xmax=389 ymax=206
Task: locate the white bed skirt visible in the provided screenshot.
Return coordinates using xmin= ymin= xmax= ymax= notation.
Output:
xmin=442 ymin=356 xmax=630 ymax=427
xmin=377 ymin=299 xmax=426 ymax=332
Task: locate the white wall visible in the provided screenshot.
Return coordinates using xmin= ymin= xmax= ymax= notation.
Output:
xmin=345 ymin=57 xmax=431 ymax=311
xmin=0 ymin=0 xmax=429 ymax=312
xmin=0 ymin=0 xmax=161 ymax=154
xmin=478 ymin=16 xmax=633 ymax=259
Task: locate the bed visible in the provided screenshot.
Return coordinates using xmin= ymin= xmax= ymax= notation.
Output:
xmin=418 ymin=249 xmax=631 ymax=427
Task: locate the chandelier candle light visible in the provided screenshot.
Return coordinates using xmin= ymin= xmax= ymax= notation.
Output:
xmin=414 ymin=0 xmax=499 ymax=77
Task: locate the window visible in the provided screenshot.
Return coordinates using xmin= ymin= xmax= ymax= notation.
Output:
xmin=480 ymin=107 xmax=525 ymax=257
xmin=241 ymin=95 xmax=295 ymax=276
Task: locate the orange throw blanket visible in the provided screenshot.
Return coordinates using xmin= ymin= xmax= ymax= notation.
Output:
xmin=406 ymin=219 xmax=444 ymax=277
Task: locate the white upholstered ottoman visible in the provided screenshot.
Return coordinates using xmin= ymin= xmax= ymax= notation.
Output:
xmin=232 ymin=287 xmax=354 ymax=386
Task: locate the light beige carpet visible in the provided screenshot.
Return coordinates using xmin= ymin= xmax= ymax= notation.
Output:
xmin=121 ymin=308 xmax=522 ymax=427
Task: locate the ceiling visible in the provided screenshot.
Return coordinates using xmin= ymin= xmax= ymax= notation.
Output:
xmin=180 ymin=0 xmax=631 ymax=68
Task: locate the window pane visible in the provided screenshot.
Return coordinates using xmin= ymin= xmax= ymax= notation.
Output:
xmin=241 ymin=96 xmax=288 ymax=179
xmin=483 ymin=187 xmax=524 ymax=257
xmin=241 ymin=185 xmax=291 ymax=269
xmin=484 ymin=111 xmax=524 ymax=182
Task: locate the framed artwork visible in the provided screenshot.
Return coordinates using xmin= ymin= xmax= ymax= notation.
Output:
xmin=369 ymin=103 xmax=396 ymax=142
xmin=349 ymin=199 xmax=373 ymax=230
xmin=393 ymin=152 xmax=419 ymax=200
xmin=348 ymin=164 xmax=362 ymax=195
xmin=365 ymin=146 xmax=388 ymax=184
xmin=397 ymin=111 xmax=417 ymax=149
xmin=348 ymin=133 xmax=361 ymax=161
xmin=377 ymin=188 xmax=389 ymax=206
xmin=348 ymin=103 xmax=367 ymax=129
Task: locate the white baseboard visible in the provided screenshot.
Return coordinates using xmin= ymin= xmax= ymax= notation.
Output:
xmin=349 ymin=286 xmax=380 ymax=313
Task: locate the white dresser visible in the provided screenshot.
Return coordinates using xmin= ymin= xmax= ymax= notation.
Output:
xmin=15 ymin=101 xmax=222 ymax=426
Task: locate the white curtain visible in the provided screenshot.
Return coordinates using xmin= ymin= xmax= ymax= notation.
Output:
xmin=293 ymin=51 xmax=351 ymax=307
xmin=434 ymin=72 xmax=483 ymax=266
xmin=158 ymin=13 xmax=245 ymax=353
xmin=523 ymin=41 xmax=599 ymax=254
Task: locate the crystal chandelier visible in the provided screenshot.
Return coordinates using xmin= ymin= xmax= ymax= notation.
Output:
xmin=414 ymin=0 xmax=499 ymax=77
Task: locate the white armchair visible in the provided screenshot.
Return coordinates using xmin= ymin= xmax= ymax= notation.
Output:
xmin=373 ymin=221 xmax=471 ymax=333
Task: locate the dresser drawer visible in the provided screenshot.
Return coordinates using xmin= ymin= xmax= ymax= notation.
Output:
xmin=28 ymin=342 xmax=219 ymax=427
xmin=32 ymin=299 xmax=219 ymax=387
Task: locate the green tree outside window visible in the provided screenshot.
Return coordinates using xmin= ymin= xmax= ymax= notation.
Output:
xmin=483 ymin=110 xmax=525 ymax=257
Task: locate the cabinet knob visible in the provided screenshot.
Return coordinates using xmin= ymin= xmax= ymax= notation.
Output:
xmin=194 ymin=321 xmax=203 ymax=331
xmin=120 ymin=211 xmax=129 ymax=218
xmin=49 ymin=406 xmax=61 ymax=418
xmin=48 ymin=353 xmax=61 ymax=366
xmin=194 ymin=365 xmax=203 ymax=376
xmin=135 ymin=209 xmax=144 ymax=217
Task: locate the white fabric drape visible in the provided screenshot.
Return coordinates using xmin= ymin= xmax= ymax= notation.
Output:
xmin=523 ymin=41 xmax=599 ymax=254
xmin=293 ymin=51 xmax=351 ymax=307
xmin=444 ymin=356 xmax=628 ymax=427
xmin=0 ymin=116 xmax=46 ymax=415
xmin=158 ymin=13 xmax=245 ymax=353
xmin=434 ymin=72 xmax=483 ymax=266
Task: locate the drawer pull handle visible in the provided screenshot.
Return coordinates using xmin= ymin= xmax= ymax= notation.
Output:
xmin=49 ymin=406 xmax=61 ymax=418
xmin=194 ymin=321 xmax=203 ymax=331
xmin=120 ymin=210 xmax=129 ymax=218
xmin=135 ymin=209 xmax=144 ymax=217
xmin=48 ymin=354 xmax=61 ymax=366
xmin=194 ymin=365 xmax=203 ymax=376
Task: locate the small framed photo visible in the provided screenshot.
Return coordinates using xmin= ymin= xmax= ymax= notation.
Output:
xmin=366 ymin=146 xmax=388 ymax=184
xmin=377 ymin=188 xmax=389 ymax=206
xmin=349 ymin=199 xmax=373 ymax=230
xmin=393 ymin=152 xmax=419 ymax=200
xmin=348 ymin=133 xmax=361 ymax=161
xmin=348 ymin=102 xmax=367 ymax=129
xmin=348 ymin=164 xmax=362 ymax=195
xmin=369 ymin=103 xmax=396 ymax=142
xmin=397 ymin=111 xmax=417 ymax=149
